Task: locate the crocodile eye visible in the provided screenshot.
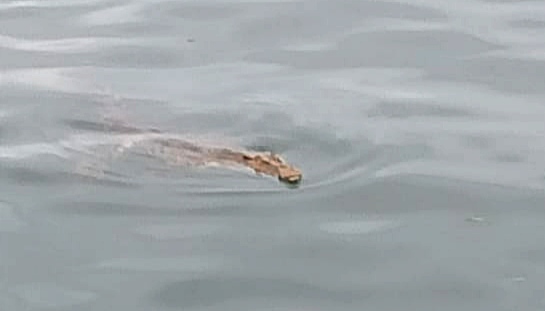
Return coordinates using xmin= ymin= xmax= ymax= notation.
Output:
xmin=270 ymin=154 xmax=282 ymax=163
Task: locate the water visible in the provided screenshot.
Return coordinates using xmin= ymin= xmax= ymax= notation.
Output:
xmin=1 ymin=0 xmax=545 ymax=310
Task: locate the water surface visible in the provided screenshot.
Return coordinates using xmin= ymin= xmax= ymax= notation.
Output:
xmin=1 ymin=0 xmax=545 ymax=310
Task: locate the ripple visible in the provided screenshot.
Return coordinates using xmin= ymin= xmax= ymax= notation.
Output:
xmin=374 ymin=159 xmax=545 ymax=190
xmin=367 ymin=101 xmax=471 ymax=118
xmin=235 ymin=0 xmax=445 ymax=48
xmin=0 ymin=142 xmax=68 ymax=160
xmin=79 ymin=3 xmax=145 ymax=26
xmin=479 ymin=46 xmax=545 ymax=61
xmin=246 ymin=29 xmax=500 ymax=69
xmin=320 ymin=220 xmax=397 ymax=235
xmin=0 ymin=0 xmax=108 ymax=10
xmin=95 ymin=257 xmax=224 ymax=272
xmin=13 ymin=283 xmax=96 ymax=309
xmin=62 ymin=118 xmax=158 ymax=134
xmin=0 ymin=130 xmax=176 ymax=161
xmin=153 ymin=2 xmax=242 ymax=21
xmin=154 ymin=277 xmax=359 ymax=309
xmin=510 ymin=18 xmax=545 ymax=29
xmin=277 ymin=42 xmax=334 ymax=52
xmin=0 ymin=34 xmax=139 ymax=53
xmin=135 ymin=223 xmax=222 ymax=240
xmin=0 ymin=67 xmax=99 ymax=94
xmin=428 ymin=57 xmax=545 ymax=94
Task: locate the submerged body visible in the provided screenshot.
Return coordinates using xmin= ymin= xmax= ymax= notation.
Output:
xmin=73 ymin=120 xmax=302 ymax=185
xmin=141 ymin=137 xmax=302 ymax=184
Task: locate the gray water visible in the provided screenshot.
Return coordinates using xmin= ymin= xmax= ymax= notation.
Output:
xmin=1 ymin=0 xmax=545 ymax=310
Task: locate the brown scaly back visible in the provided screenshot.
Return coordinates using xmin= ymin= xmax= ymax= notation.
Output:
xmin=241 ymin=152 xmax=302 ymax=184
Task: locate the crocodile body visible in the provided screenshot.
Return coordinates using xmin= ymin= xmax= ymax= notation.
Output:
xmin=72 ymin=120 xmax=302 ymax=185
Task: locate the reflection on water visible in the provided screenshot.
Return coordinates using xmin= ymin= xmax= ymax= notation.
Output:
xmin=1 ymin=0 xmax=545 ymax=310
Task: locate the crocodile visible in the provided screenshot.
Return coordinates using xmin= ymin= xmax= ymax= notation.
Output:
xmin=70 ymin=119 xmax=302 ymax=185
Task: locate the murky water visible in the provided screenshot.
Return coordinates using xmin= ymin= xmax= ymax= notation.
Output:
xmin=1 ymin=0 xmax=545 ymax=310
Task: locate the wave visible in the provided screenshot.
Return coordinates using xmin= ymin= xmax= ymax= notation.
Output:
xmin=0 ymin=130 xmax=244 ymax=161
xmin=0 ymin=34 xmax=139 ymax=54
xmin=0 ymin=0 xmax=108 ymax=10
xmin=79 ymin=3 xmax=146 ymax=26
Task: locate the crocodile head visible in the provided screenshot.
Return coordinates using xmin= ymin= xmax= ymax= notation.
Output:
xmin=242 ymin=152 xmax=302 ymax=184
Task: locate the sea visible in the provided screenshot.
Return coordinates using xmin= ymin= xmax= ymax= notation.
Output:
xmin=1 ymin=0 xmax=545 ymax=310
